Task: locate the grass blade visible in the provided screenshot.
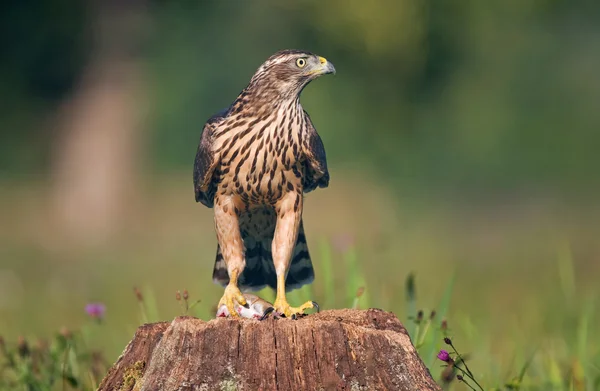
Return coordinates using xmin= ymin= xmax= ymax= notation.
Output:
xmin=425 ymin=272 xmax=455 ymax=368
xmin=405 ymin=273 xmax=417 ymax=343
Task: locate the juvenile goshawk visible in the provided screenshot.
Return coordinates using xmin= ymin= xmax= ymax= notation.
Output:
xmin=193 ymin=49 xmax=335 ymax=318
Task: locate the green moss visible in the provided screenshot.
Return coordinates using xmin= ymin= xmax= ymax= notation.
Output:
xmin=120 ymin=361 xmax=145 ymax=391
xmin=219 ymin=378 xmax=239 ymax=391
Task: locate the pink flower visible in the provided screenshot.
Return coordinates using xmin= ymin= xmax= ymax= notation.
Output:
xmin=85 ymin=303 xmax=106 ymax=320
xmin=437 ymin=349 xmax=450 ymax=362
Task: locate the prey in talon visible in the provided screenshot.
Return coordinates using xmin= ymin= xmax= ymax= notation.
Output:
xmin=216 ymin=293 xmax=275 ymax=320
xmin=193 ymin=50 xmax=334 ymax=319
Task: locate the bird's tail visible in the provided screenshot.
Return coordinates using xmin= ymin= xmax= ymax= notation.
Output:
xmin=212 ymin=219 xmax=314 ymax=292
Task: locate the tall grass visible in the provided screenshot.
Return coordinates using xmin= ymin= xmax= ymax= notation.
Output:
xmin=1 ymin=239 xmax=598 ymax=390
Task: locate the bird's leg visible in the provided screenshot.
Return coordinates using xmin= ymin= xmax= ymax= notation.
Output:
xmin=214 ymin=196 xmax=247 ymax=318
xmin=272 ymin=192 xmax=317 ymax=318
xmin=218 ymin=270 xmax=247 ymax=318
xmin=273 ymin=275 xmax=317 ymax=318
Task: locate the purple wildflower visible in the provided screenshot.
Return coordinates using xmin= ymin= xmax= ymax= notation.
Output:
xmin=85 ymin=303 xmax=106 ymax=320
xmin=437 ymin=349 xmax=450 ymax=362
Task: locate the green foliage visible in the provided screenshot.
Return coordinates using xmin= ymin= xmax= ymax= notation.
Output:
xmin=0 ymin=328 xmax=106 ymax=391
xmin=400 ymin=247 xmax=599 ymax=390
xmin=0 ymin=0 xmax=90 ymax=175
xmin=123 ymin=0 xmax=600 ymax=191
xmin=2 ymin=238 xmax=599 ymax=390
xmin=3 ymin=1 xmax=600 ymax=193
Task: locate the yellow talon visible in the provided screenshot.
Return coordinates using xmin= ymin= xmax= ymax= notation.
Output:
xmin=273 ymin=297 xmax=318 ymax=318
xmin=218 ymin=283 xmax=247 ymax=318
xmin=272 ymin=274 xmax=318 ymax=318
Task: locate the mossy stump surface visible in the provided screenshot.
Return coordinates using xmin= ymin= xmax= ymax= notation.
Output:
xmin=98 ymin=308 xmax=441 ymax=391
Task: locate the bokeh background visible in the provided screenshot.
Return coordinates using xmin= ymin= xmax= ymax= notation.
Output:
xmin=1 ymin=0 xmax=599 ymax=388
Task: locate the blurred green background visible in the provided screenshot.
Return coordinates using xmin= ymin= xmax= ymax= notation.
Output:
xmin=1 ymin=0 xmax=599 ymax=389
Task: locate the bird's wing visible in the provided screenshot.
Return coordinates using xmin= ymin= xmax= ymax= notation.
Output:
xmin=301 ymin=110 xmax=330 ymax=193
xmin=193 ymin=108 xmax=228 ymax=207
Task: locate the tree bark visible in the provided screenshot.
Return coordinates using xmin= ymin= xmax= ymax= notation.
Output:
xmin=98 ymin=309 xmax=441 ymax=391
xmin=49 ymin=0 xmax=148 ymax=247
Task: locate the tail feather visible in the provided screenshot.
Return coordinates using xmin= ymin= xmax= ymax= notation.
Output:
xmin=212 ymin=218 xmax=314 ymax=292
xmin=284 ymin=229 xmax=315 ymax=290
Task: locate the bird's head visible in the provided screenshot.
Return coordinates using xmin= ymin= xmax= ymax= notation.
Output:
xmin=247 ymin=49 xmax=336 ymax=101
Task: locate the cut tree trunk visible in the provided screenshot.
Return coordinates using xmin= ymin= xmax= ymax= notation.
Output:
xmin=98 ymin=309 xmax=441 ymax=391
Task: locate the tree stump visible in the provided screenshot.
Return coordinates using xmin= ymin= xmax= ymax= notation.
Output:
xmin=98 ymin=309 xmax=441 ymax=391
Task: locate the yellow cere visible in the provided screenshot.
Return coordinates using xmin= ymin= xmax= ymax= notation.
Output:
xmin=318 ymin=56 xmax=327 ymax=65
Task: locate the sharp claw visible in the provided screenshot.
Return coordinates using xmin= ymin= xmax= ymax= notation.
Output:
xmin=237 ymin=296 xmax=249 ymax=308
xmin=259 ymin=307 xmax=275 ymax=321
xmin=311 ymin=301 xmax=320 ymax=313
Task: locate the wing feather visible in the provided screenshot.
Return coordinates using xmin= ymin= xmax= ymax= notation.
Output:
xmin=302 ymin=110 xmax=330 ymax=193
xmin=193 ymin=108 xmax=228 ymax=207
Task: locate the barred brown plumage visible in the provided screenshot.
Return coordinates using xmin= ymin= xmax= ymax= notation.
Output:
xmin=193 ymin=49 xmax=335 ymax=318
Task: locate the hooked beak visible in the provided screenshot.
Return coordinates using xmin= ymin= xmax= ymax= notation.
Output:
xmin=317 ymin=56 xmax=336 ymax=75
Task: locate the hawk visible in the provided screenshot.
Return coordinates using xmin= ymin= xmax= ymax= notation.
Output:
xmin=193 ymin=49 xmax=335 ymax=318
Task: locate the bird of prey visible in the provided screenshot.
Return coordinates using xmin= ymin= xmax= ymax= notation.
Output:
xmin=193 ymin=49 xmax=335 ymax=318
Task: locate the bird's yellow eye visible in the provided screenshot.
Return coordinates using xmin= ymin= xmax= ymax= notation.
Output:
xmin=296 ymin=58 xmax=307 ymax=68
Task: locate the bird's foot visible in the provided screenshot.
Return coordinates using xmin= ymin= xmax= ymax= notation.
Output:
xmin=216 ymin=293 xmax=275 ymax=320
xmin=216 ymin=284 xmax=247 ymax=318
xmin=273 ymin=297 xmax=319 ymax=319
